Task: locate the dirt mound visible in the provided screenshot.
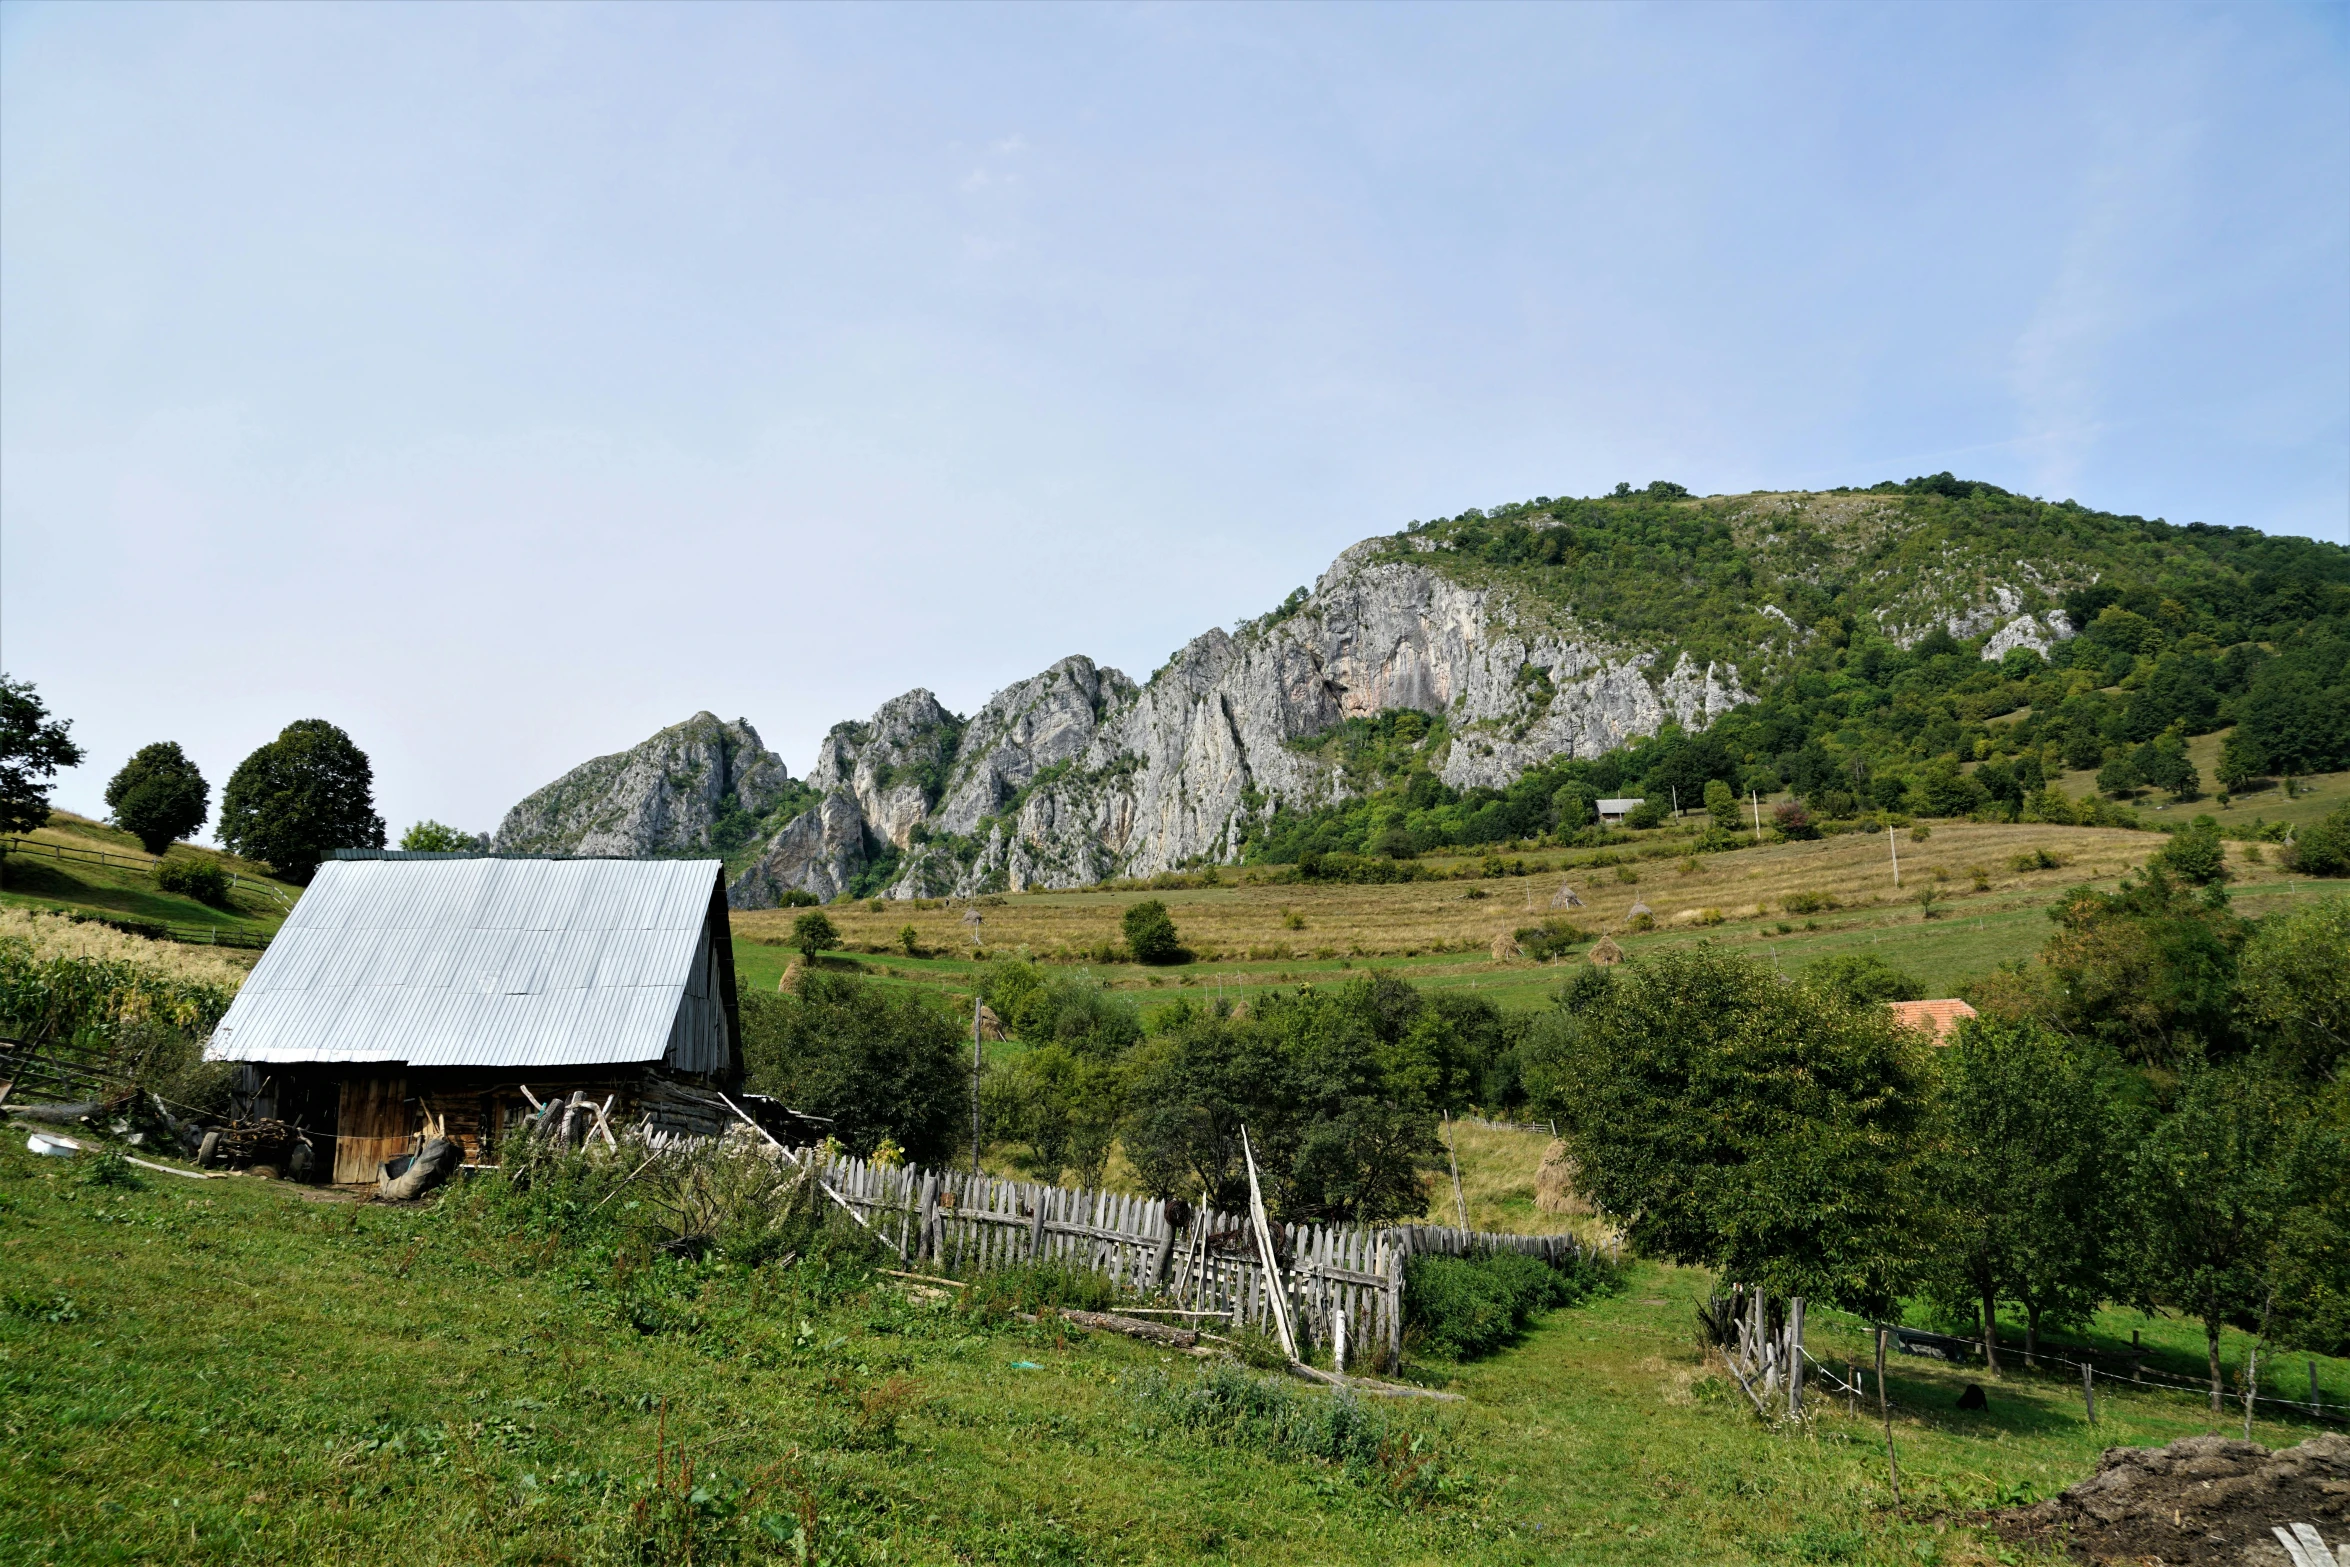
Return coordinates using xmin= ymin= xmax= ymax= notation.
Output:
xmin=1988 ymin=1432 xmax=2349 ymax=1564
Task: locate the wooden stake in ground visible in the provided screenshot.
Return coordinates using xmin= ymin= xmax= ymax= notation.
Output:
xmin=2082 ymin=1361 xmax=2097 ymax=1425
xmin=1443 ymin=1112 xmax=1467 ymax=1229
xmin=971 ymin=993 xmax=983 ymax=1179
xmin=1888 ymin=824 xmax=1901 ymax=889
xmin=1786 ymin=1297 xmax=1805 ymax=1420
xmin=1876 ymin=1328 xmax=1902 ymax=1507
xmin=1239 ymin=1126 xmax=1298 ymax=1361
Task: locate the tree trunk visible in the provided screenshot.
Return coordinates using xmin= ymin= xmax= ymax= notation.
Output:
xmin=2025 ymin=1303 xmax=2041 ymax=1372
xmin=1981 ymin=1282 xmax=2002 ymax=1376
xmin=2206 ymin=1317 xmax=2224 ymax=1413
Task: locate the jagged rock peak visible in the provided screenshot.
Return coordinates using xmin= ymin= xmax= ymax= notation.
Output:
xmin=494 ymin=712 xmax=794 ymax=859
xmin=810 ymin=688 xmax=967 ymax=852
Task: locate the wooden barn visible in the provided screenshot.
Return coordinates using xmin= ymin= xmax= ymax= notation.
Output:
xmin=205 ymin=851 xmax=748 ymax=1183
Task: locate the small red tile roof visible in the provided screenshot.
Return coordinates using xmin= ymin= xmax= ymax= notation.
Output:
xmin=1889 ymin=998 xmax=1977 ymax=1042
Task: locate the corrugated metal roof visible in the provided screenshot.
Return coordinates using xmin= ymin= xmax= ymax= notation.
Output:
xmin=206 ymin=858 xmax=727 ymax=1067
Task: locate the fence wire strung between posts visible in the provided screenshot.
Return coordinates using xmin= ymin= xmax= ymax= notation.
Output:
xmin=648 ymin=1126 xmax=1594 ymax=1371
xmin=1703 ymin=1284 xmax=2346 ymax=1430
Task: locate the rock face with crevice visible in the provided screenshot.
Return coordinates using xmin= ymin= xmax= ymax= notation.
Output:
xmin=493 ymin=713 xmax=796 ymax=860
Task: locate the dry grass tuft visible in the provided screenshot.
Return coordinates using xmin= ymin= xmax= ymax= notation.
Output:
xmin=0 ymin=906 xmax=253 ymax=989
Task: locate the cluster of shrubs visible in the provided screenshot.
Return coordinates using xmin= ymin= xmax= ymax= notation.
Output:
xmin=153 ymin=857 xmax=233 ymax=908
xmin=1404 ymin=1247 xmax=1614 ymax=1360
xmin=1512 ymin=918 xmax=1589 ymax=961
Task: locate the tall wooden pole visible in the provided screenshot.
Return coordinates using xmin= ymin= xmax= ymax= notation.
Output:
xmin=1877 ymin=1328 xmax=1902 ymax=1506
xmin=1888 ymin=824 xmax=1901 ymax=889
xmin=1443 ymin=1111 xmax=1468 ymax=1229
xmin=971 ymin=993 xmax=983 ymax=1179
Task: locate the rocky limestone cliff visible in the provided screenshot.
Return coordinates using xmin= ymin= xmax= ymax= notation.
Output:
xmin=784 ymin=541 xmax=1764 ymax=903
xmin=493 ymin=713 xmax=798 ymax=859
xmin=498 ymin=508 xmax=2078 ymax=906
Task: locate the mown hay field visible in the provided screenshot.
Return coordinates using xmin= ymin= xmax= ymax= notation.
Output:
xmin=733 ymin=817 xmax=2339 ymax=1012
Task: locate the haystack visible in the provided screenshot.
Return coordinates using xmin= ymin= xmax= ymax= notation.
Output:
xmin=1535 ymin=1140 xmax=1596 ymax=1216
xmin=1588 ymin=935 xmax=1624 ymax=966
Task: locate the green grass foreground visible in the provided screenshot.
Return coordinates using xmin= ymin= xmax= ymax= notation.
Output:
xmin=4 ymin=1137 xmax=2344 ymax=1566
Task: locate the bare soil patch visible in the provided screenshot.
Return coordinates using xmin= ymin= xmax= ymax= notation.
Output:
xmin=1988 ymin=1433 xmax=2349 ymax=1564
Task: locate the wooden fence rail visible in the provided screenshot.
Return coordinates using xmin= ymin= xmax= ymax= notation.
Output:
xmin=792 ymin=1150 xmax=1596 ymax=1368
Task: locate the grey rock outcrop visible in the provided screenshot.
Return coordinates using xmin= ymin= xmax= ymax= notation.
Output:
xmin=494 ymin=713 xmax=797 ymax=859
xmin=517 ymin=514 xmax=2080 ymax=907
xmin=749 ymin=540 xmax=1769 ymax=904
xmin=806 ymin=690 xmax=965 ymax=851
xmin=726 ymin=792 xmax=868 ymax=908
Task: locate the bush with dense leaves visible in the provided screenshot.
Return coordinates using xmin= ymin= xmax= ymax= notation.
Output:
xmin=1405 ymin=1248 xmax=1606 ymax=1359
xmin=1122 ymin=899 xmax=1183 ymax=964
xmin=740 ymin=971 xmax=966 ymax=1164
xmin=2282 ymin=803 xmax=2350 ymax=878
xmin=2153 ymin=818 xmax=2230 ymax=885
xmin=154 ymin=857 xmax=232 ymax=907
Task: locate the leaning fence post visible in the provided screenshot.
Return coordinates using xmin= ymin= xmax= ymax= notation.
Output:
xmin=1786 ymin=1297 xmax=1805 ymax=1419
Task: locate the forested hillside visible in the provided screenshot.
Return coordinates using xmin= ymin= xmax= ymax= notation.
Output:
xmin=1243 ymin=476 xmax=2350 ymax=864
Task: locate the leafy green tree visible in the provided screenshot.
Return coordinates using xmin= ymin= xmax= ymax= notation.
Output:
xmin=1802 ymin=952 xmax=1923 ymax=1005
xmin=1703 ymin=778 xmax=1742 ymax=832
xmin=2132 ymin=1063 xmax=2335 ymax=1410
xmin=739 ymin=972 xmax=966 ymax=1163
xmin=1121 ymin=1015 xmax=1297 ymax=1211
xmin=2153 ymin=817 xmax=2230 ymax=885
xmin=991 ymin=1042 xmax=1129 ymax=1189
xmin=2136 ymin=729 xmax=2200 ymax=801
xmin=398 ymin=820 xmax=481 ymax=853
xmin=1915 ymin=757 xmax=1986 ymax=818
xmin=105 ymin=741 xmax=209 ymax=854
xmin=2235 ymin=897 xmax=2350 ymax=1084
xmin=1929 ymin=1018 xmax=2123 ymax=1372
xmin=2096 ymin=751 xmax=2140 ymax=798
xmin=217 ymin=720 xmax=385 ymax=882
xmin=1122 ymin=899 xmax=1183 ymax=964
xmin=790 ymin=910 xmax=839 ymax=961
xmin=2015 ymin=870 xmax=2247 ymax=1066
xmin=0 ymin=676 xmax=83 ymax=836
xmin=1534 ymin=946 xmax=1935 ymax=1315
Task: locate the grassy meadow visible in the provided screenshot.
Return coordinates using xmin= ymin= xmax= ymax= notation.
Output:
xmin=5 ymin=1127 xmax=2346 ymax=1567
xmin=0 ymin=812 xmax=295 ymax=943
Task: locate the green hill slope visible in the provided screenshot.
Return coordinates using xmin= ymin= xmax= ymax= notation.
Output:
xmin=0 ymin=811 xmax=297 ymax=946
xmin=1240 ymin=478 xmax=2350 ymax=866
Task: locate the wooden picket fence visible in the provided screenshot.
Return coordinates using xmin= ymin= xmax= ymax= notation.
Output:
xmin=800 ymin=1150 xmax=1597 ymax=1368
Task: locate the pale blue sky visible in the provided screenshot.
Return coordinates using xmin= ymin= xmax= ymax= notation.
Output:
xmin=4 ymin=2 xmax=2345 ymax=841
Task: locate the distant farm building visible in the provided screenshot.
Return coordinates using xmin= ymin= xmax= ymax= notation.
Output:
xmin=205 ymin=852 xmax=750 ymax=1183
xmin=1889 ymin=998 xmax=1978 ymax=1043
xmin=1595 ymin=797 xmax=1646 ymax=825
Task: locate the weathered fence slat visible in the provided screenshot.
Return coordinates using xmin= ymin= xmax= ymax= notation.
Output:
xmin=781 ymin=1144 xmax=1588 ymax=1366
